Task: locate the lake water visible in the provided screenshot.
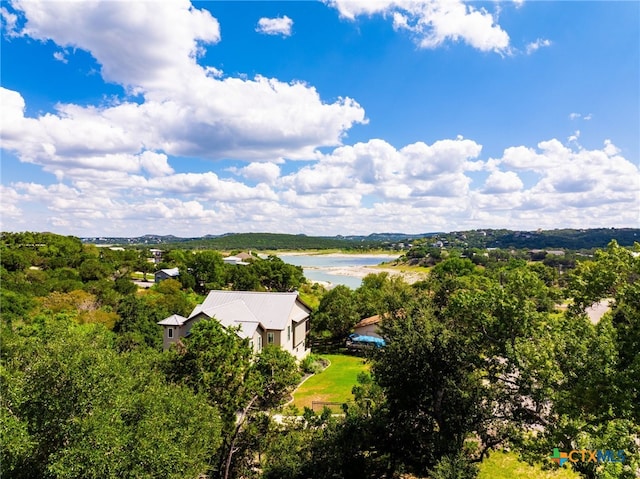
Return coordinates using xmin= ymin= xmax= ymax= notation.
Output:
xmin=278 ymin=254 xmax=399 ymax=289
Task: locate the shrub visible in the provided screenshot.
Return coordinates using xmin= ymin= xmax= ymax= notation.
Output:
xmin=300 ymin=354 xmax=324 ymax=375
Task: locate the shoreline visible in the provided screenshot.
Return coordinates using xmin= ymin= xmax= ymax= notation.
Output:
xmin=274 ymin=251 xmax=424 ymax=288
xmin=307 ymin=264 xmax=426 ymax=286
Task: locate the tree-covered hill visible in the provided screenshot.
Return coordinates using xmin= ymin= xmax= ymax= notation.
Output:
xmin=173 ymin=233 xmax=358 ymax=250
xmin=80 ymin=228 xmax=640 ymax=251
xmin=486 ymin=228 xmax=640 ymax=249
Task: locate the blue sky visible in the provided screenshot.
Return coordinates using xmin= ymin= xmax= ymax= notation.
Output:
xmin=1 ymin=0 xmax=638 ymax=237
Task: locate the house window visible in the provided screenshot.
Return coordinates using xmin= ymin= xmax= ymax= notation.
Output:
xmin=287 ymin=325 xmax=291 ymax=341
xmin=168 ymin=328 xmax=173 ymax=338
xmin=258 ymin=336 xmax=263 ymax=351
xmin=267 ymin=332 xmax=275 ymax=345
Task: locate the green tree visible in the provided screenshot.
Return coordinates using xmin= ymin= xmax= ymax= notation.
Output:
xmin=254 ymin=345 xmax=301 ymax=409
xmin=524 ymin=241 xmax=640 ymax=478
xmin=187 ymin=251 xmax=225 ymax=293
xmin=152 ymin=278 xmax=193 ymax=316
xmin=1 ymin=318 xmax=223 ymax=479
xmin=135 ymin=250 xmax=156 ymax=282
xmin=0 ymin=248 xmax=32 ymax=271
xmin=373 ymin=304 xmax=486 ymax=472
xmin=114 ymin=276 xmax=137 ymax=295
xmin=354 ymin=272 xmax=410 ymax=318
xmin=78 ymin=258 xmax=112 ymax=282
xmin=167 ymin=319 xmax=255 ymax=427
xmin=166 ymin=319 xmax=305 ymax=478
xmin=0 ymin=289 xmax=35 ymax=324
xmin=225 ymin=346 xmax=302 ymax=479
xmin=429 ymin=452 xmax=479 ymax=479
xmin=225 ymin=263 xmax=260 ymax=291
xmin=252 ymin=255 xmax=305 ymax=292
xmin=312 ymin=285 xmax=360 ymax=339
xmin=114 ymin=295 xmax=164 ymax=350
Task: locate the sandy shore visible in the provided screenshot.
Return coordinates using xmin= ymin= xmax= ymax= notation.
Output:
xmin=307 ymin=264 xmax=426 ymax=286
xmin=275 ymin=251 xmax=423 ymax=287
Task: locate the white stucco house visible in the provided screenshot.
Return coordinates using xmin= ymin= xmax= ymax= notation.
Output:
xmin=157 ymin=290 xmax=311 ymax=359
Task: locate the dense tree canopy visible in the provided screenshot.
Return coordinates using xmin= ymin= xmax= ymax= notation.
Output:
xmin=266 ymin=241 xmax=640 ymax=479
xmin=1 ymin=318 xmax=222 ymax=479
xmin=2 ymin=231 xmax=638 ymax=479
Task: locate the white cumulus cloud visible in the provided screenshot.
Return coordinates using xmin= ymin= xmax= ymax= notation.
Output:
xmin=3 ymin=135 xmax=638 ymax=236
xmin=234 ymin=163 xmax=282 ymax=184
xmin=12 ymin=0 xmax=221 ymax=91
xmin=482 ymin=170 xmax=524 ymax=193
xmin=256 ymin=16 xmax=293 ymax=37
xmin=327 ymin=0 xmax=510 ymax=53
xmin=4 ymin=3 xmax=366 ymax=164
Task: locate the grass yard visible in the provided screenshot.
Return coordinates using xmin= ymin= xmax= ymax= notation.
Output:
xmin=292 ymin=354 xmax=369 ymax=410
xmin=479 ymin=451 xmax=580 ymax=479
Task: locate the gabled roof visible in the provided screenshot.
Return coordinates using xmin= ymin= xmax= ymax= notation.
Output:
xmin=198 ymin=290 xmax=310 ymax=331
xmin=157 ymin=314 xmax=188 ymax=326
xmin=155 ymin=267 xmax=179 ymax=277
xmin=193 ymin=299 xmax=262 ymax=338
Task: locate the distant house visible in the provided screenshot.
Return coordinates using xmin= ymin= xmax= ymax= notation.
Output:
xmin=528 ymin=249 xmax=565 ymax=260
xmin=223 ymin=256 xmax=249 ymax=266
xmin=157 ymin=290 xmax=311 ymax=359
xmin=154 ymin=267 xmax=180 ymax=283
xmin=149 ymin=248 xmax=163 ymax=263
xmin=353 ymin=314 xmax=383 ymax=339
xmin=223 ymin=252 xmax=253 ymax=265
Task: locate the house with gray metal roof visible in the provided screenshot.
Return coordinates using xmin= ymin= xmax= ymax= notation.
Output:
xmin=158 ymin=290 xmax=311 ymax=359
xmin=154 ymin=267 xmax=180 ymax=283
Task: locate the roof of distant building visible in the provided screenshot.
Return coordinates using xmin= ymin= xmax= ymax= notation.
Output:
xmin=157 ymin=314 xmax=188 ymax=326
xmin=156 ymin=267 xmax=180 ymax=276
xmin=354 ymin=314 xmax=381 ymax=329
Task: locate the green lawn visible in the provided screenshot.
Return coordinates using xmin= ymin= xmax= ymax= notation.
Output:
xmin=292 ymin=354 xmax=369 ymax=410
xmin=479 ymin=451 xmax=580 ymax=479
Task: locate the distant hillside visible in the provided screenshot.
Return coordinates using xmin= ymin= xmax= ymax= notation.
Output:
xmin=81 ymin=228 xmax=639 ymax=251
xmin=83 ymin=232 xmax=357 ymax=250
xmin=483 ymin=228 xmax=639 ymax=249
xmin=174 ymin=233 xmax=355 ymax=250
xmin=82 ymin=234 xmax=195 ymax=245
